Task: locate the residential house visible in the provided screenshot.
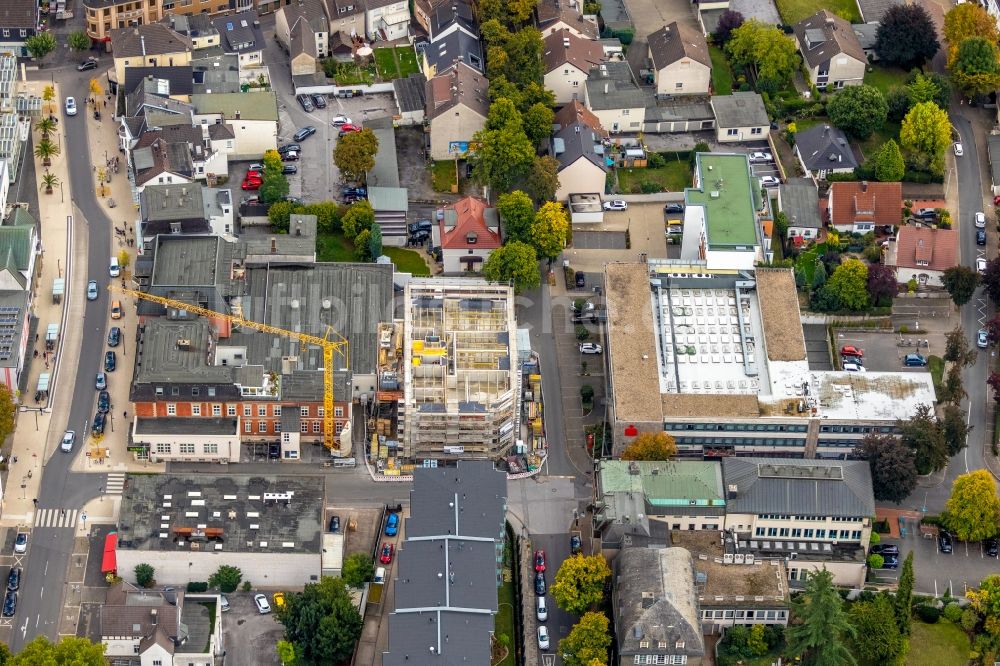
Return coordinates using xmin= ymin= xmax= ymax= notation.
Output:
xmin=0 ymin=0 xmax=39 ymax=58
xmin=383 ymin=461 xmax=507 ymax=665
xmin=117 ymin=90 xmax=194 ymax=153
xmin=584 ymin=61 xmax=647 ymax=134
xmin=167 ymin=13 xmax=220 ymax=51
xmin=613 ymin=548 xmax=706 ymax=666
xmin=553 ymin=119 xmax=608 ymax=202
xmin=827 ymin=180 xmax=901 ymax=233
xmin=711 ymin=92 xmax=769 ymax=143
xmin=722 ymin=457 xmax=875 ymax=588
xmin=427 ymin=0 xmax=476 ymax=43
xmin=130 ymin=135 xmax=197 ymax=196
xmin=212 ymin=12 xmax=267 ymax=70
xmin=393 ymin=72 xmax=427 ymax=125
xmin=643 ymin=98 xmax=716 ymax=134
xmin=543 ymin=29 xmax=605 ymax=105
xmin=326 ymin=0 xmax=366 ymax=41
xmin=365 ymin=0 xmax=410 ymax=41
xmin=110 ymin=24 xmax=193 ymax=89
xmin=139 ymin=183 xmax=235 ymax=247
xmin=852 ymin=22 xmax=879 ymax=61
xmin=794 ymin=10 xmax=867 ymax=90
xmin=421 ymin=28 xmax=483 ymax=77
xmin=191 ymin=91 xmax=278 ymax=159
xmin=779 ymin=179 xmax=823 ymax=240
xmin=124 ymin=66 xmax=195 ymax=102
xmin=136 ymin=123 xmax=231 ymax=180
xmin=887 ymin=226 xmax=957 ymax=288
xmin=413 ymin=0 xmax=450 ymax=33
xmin=647 ymin=21 xmax=711 ymax=97
xmin=425 ymin=62 xmax=488 ymax=160
xmin=437 ymin=196 xmax=501 ymax=273
xmin=275 ymin=0 xmax=330 ymax=66
xmin=793 ymin=123 xmax=858 ymax=179
xmin=536 ymin=0 xmax=599 ymax=40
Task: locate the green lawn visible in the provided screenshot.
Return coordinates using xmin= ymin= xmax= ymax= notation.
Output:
xmin=328 ymin=61 xmax=376 ymax=85
xmin=383 ymin=247 xmax=430 ymax=276
xmin=928 ymin=354 xmax=944 ymax=400
xmin=775 ymin=0 xmax=860 ymax=24
xmin=796 ymin=248 xmax=819 ymax=284
xmin=864 ymin=66 xmax=909 ymax=95
xmin=857 ymin=121 xmax=901 ymax=162
xmin=617 ymin=160 xmax=692 ymax=193
xmin=373 ymin=46 xmax=420 ymax=81
xmin=316 ymin=232 xmax=356 ymax=262
xmin=397 ymin=48 xmax=420 ymax=77
xmin=906 ymin=619 xmax=969 ymax=666
xmin=431 ymin=160 xmax=458 ymax=192
xmin=709 ymin=46 xmax=733 ymax=95
xmin=495 ymin=578 xmax=515 ymax=666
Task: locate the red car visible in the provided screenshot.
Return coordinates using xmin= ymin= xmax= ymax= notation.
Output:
xmin=534 ymin=550 xmax=546 ymax=572
xmin=338 ymin=124 xmax=362 ymax=135
xmin=246 ymin=169 xmax=263 ymax=179
xmin=379 ymin=542 xmax=394 ymax=564
xmin=840 ymin=345 xmax=864 ymax=358
xmin=241 ymin=178 xmax=262 ymax=190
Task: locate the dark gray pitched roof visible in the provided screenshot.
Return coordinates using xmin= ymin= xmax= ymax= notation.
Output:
xmin=111 ymin=24 xmax=191 ymax=58
xmin=406 ymin=461 xmax=507 ymax=539
xmin=393 ymin=72 xmax=427 ymax=113
xmin=779 ymin=179 xmax=822 ymax=229
xmin=856 ymin=0 xmax=903 ymax=23
xmin=424 ymin=29 xmax=483 ymax=73
xmin=794 ymin=123 xmax=858 ymax=171
xmin=852 ymin=22 xmax=879 ymax=50
xmin=429 ymin=0 xmax=477 ymax=40
xmin=721 ymin=457 xmax=875 ymax=517
xmin=794 ymin=10 xmax=867 ymax=68
xmin=647 ymin=21 xmax=710 ymax=70
xmin=212 ymin=11 xmax=266 ymax=54
xmin=711 ymin=92 xmax=768 ymax=128
xmin=553 ymin=121 xmax=608 ymax=172
xmin=124 ymin=66 xmax=195 ymax=97
xmin=0 ymin=0 xmax=37 ymax=29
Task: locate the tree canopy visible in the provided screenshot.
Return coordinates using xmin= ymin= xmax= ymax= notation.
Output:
xmin=341 ymin=200 xmax=374 ymax=241
xmin=969 ymin=574 xmax=1000 ymax=635
xmin=849 ymin=594 xmax=904 ymax=663
xmin=866 ymin=263 xmax=897 ymax=305
xmin=209 ymin=565 xmax=243 ymax=593
xmin=785 ymin=569 xmax=856 ymax=666
xmin=714 ymin=10 xmax=745 ymax=44
xmin=67 ymin=31 xmax=92 ymax=52
xmin=552 ymin=554 xmax=611 ymax=614
xmin=530 ymin=202 xmax=569 ymax=261
xmin=942 ymin=265 xmax=980 ymax=306
xmin=496 ymin=190 xmax=535 ymax=244
xmin=341 ymin=553 xmax=374 ymax=587
xmin=944 ymin=3 xmax=998 ymax=65
xmin=726 ymin=20 xmax=799 ymax=93
xmin=899 ymin=403 xmax=948 ymax=474
xmin=950 ymin=37 xmax=1000 ymax=97
xmin=854 ymin=433 xmax=917 ymax=503
xmin=945 ymin=325 xmax=979 ymax=366
xmin=895 ymin=552 xmax=914 ymax=635
xmin=12 ymin=636 xmax=104 ymax=665
xmin=558 ymin=612 xmax=613 ymax=666
xmin=25 ymin=33 xmax=57 ymax=61
xmin=524 ymin=156 xmax=561 ymax=205
xmin=873 ymin=139 xmax=905 ymax=182
xmin=277 ymin=576 xmax=363 ymax=666
xmin=821 ymin=258 xmax=870 ymax=311
xmin=874 ymin=4 xmax=940 ymax=69
xmin=334 ymin=128 xmax=378 ymax=182
xmin=907 ymin=71 xmax=951 ymax=110
xmin=827 ymin=85 xmax=888 ymax=139
xmin=984 ymin=257 xmax=1000 ymax=305
xmin=944 ymin=470 xmax=1000 ymax=541
xmin=900 ymin=101 xmax=952 ymax=175
xmin=620 ymin=432 xmax=677 ymax=461
xmin=482 ymin=241 xmax=540 ymax=293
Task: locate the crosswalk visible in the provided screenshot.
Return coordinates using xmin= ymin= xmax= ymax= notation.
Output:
xmin=106 ymin=473 xmax=126 ymax=495
xmin=34 ymin=508 xmax=79 ymax=528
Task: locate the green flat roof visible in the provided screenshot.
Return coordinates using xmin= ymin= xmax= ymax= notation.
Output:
xmin=599 ymin=460 xmax=726 ymax=506
xmin=685 ymin=153 xmax=759 ymax=248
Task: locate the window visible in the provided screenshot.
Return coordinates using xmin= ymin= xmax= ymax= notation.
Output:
xmin=243 ymin=405 xmax=252 ymax=417
xmin=204 ymin=443 xmax=218 ymax=454
xmin=275 ymin=422 xmax=282 ymax=433
xmin=639 ymin=641 xmax=650 ymax=649
xmin=767 ymin=527 xmax=777 ymax=537
xmin=334 ymin=406 xmax=344 ymax=418
xmin=317 ymin=407 xmax=325 ymax=417
xmin=19 ymin=29 xmax=27 ymax=38
xmin=755 ymin=527 xmax=765 ymax=537
xmin=227 ymin=405 xmax=236 ymax=416
xmin=1 ymin=30 xmax=9 ymax=39
xmin=258 ymin=421 xmax=267 ymax=433
xmin=300 ymin=406 xmax=309 ymax=417
xmin=839 ymin=530 xmax=850 ymax=539
xmin=179 ymin=443 xmax=195 ymax=454
xmin=212 ymin=404 xmax=222 ymax=416
xmin=167 ymin=404 xmax=176 ymax=416
xmin=258 ymin=405 xmax=267 ymax=417
xmin=192 ymin=387 xmax=200 ymax=396
xmin=171 ymin=387 xmax=180 ymax=396
xmin=675 ymin=82 xmax=683 ymax=89
xmin=804 ymin=529 xmax=814 ymax=538
xmin=727 ymin=128 xmax=738 ymax=136
xmin=817 ymin=529 xmax=827 ymax=538
xmin=622 ymin=109 xmax=630 ymax=115
xmin=312 ymin=421 xmax=321 ymax=433
xmin=192 ymin=405 xmax=201 ymax=416
xmin=751 ymin=127 xmax=762 ymax=135
xmin=273 ymin=405 xmax=282 ymax=417
xmin=300 ymin=421 xmax=308 ymax=433
xmin=779 ymin=528 xmax=789 ymax=537
xmin=156 ymin=443 xmax=171 ymax=454
xmin=792 ymin=528 xmax=802 ymax=538
xmin=244 ymin=421 xmax=252 ymax=433
xmin=851 ymin=530 xmax=862 ymax=540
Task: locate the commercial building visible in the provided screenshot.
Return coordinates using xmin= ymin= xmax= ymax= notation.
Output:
xmin=401 ymin=279 xmax=518 ymax=463
xmin=115 ymin=474 xmax=325 ymax=588
xmin=383 ymin=461 xmax=507 ymax=665
xmin=0 ymin=55 xmax=41 ymax=184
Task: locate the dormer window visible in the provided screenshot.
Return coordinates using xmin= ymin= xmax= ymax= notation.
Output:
xmin=466 ymin=232 xmax=477 ymax=244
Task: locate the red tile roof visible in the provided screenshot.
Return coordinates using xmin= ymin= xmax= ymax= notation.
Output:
xmin=554 ymin=100 xmax=608 ymax=137
xmin=829 ymin=181 xmax=901 ymax=228
xmin=892 ymin=226 xmax=957 ymax=272
xmin=440 ymin=196 xmax=501 ymax=250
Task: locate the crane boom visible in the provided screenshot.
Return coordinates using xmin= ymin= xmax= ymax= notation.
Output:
xmin=112 ymin=286 xmax=349 ymax=450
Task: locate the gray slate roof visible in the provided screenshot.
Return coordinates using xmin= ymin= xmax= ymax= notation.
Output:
xmin=779 ymin=179 xmax=822 ymax=229
xmin=794 ymin=10 xmax=867 ymax=68
xmin=852 ymin=22 xmax=879 ymax=50
xmin=856 ymin=0 xmax=903 ymax=23
xmin=124 ymin=66 xmax=195 ymax=97
xmin=711 ymin=92 xmax=768 ymax=128
xmin=721 ymin=457 xmax=875 ymax=517
xmin=111 ymin=24 xmax=191 ymax=58
xmin=553 ymin=121 xmax=608 ymax=173
xmin=794 ymin=123 xmax=858 ymax=172
xmin=647 ymin=21 xmax=710 ymax=70
xmin=0 ymin=0 xmax=37 ymax=29
xmin=393 ymin=72 xmax=426 ymax=113
xmin=212 ymin=11 xmax=266 ymax=54
xmin=585 ymin=61 xmax=648 ymax=111
xmin=424 ymin=29 xmax=483 ymax=73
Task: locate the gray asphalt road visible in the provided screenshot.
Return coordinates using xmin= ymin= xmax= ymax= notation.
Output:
xmin=12 ymin=67 xmax=113 ymax=652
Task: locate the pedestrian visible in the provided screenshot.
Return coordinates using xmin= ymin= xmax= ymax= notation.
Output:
xmin=34 ymin=333 xmax=38 ymax=343
xmin=123 ymin=410 xmax=127 ymax=419
xmin=31 ymin=498 xmax=36 ymax=506
xmin=103 ymin=99 xmax=106 ymax=108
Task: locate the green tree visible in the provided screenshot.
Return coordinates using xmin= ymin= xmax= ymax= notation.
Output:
xmin=867 ymin=553 xmax=885 ymax=570
xmin=469 ymin=125 xmax=535 ymax=195
xmin=0 ymin=384 xmax=16 ymax=446
xmin=558 ymin=612 xmax=612 ymax=666
xmin=67 ymin=31 xmax=92 ymax=52
xmin=944 ymin=3 xmax=998 ymax=65
xmin=482 ymin=241 xmax=540 ymax=292
xmin=824 ymin=258 xmax=870 ymax=311
xmin=849 ymin=594 xmax=903 ymax=663
xmin=886 ymin=86 xmax=912 ymax=121
xmin=25 ymin=33 xmax=57 ymax=61
xmin=34 ymin=138 xmax=59 ymax=166
xmin=522 ymin=102 xmax=555 ymax=145
xmin=482 ymin=22 xmax=544 ymax=87
xmin=368 ymin=224 xmax=382 ymax=260
xmin=208 ymin=565 xmax=243 ymax=593
xmin=260 ymin=172 xmax=290 ymax=205
xmin=968 ymin=574 xmax=1000 ymax=635
xmin=134 ymin=563 xmax=155 ymax=588
xmin=485 ymin=97 xmax=523 ymax=132
xmin=34 ymin=116 xmax=56 ymax=138
xmin=875 ymin=4 xmax=940 ymax=69
xmin=944 ymin=469 xmax=1000 ymax=541
xmin=552 ymin=554 xmax=611 ymax=614
xmin=827 ymin=85 xmax=888 ymax=139
xmin=726 ymin=20 xmax=799 ymax=93
xmin=950 ymin=37 xmax=1000 ymax=97
xmin=900 ymin=403 xmax=948 ymax=474
xmin=939 ymin=363 xmax=968 ymax=405
xmin=907 ymin=71 xmax=951 ymax=109
xmin=945 ymin=325 xmax=978 ymax=366
xmin=873 ymin=139 xmax=905 ymax=182
xmin=854 ymin=433 xmax=917 ymax=503
xmin=301 ymin=200 xmax=342 ymax=234
xmin=277 ymin=577 xmax=362 ymax=665
xmin=895 ymin=552 xmax=914 ymax=635
xmin=268 ymin=200 xmax=297 ymax=232
xmin=276 ymin=640 xmax=297 ymax=665
xmin=900 ymin=101 xmax=952 ymax=175
xmin=785 ymin=569 xmax=856 ymax=666
xmin=530 ymin=201 xmax=569 ymax=261
xmin=811 ymin=259 xmax=827 ymax=290
xmin=523 ymin=155 xmax=561 ymax=205
xmin=13 ymin=636 xmax=103 ymax=665
xmin=942 ymin=265 xmax=980 ymax=306
xmin=942 ymin=402 xmax=971 ymax=456
xmin=488 ymin=76 xmax=556 ymax=114
xmin=341 ymin=553 xmax=375 ymax=587
xmin=620 ymin=432 xmax=677 ymax=460
xmin=334 ymin=128 xmax=379 ymax=182
xmin=341 ymin=200 xmax=374 ymax=241
xmin=353 ymin=229 xmax=372 ymax=261
xmin=496 ymin=190 xmax=535 ymax=244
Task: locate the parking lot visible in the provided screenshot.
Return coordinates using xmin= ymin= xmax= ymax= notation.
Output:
xmin=832 ymin=328 xmax=935 ymax=372
xmin=220 ymin=592 xmax=284 ymax=666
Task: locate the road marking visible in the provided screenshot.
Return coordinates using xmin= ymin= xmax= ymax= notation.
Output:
xmin=105 ymin=473 xmax=126 ymax=495
xmin=33 ymin=509 xmax=78 ymax=528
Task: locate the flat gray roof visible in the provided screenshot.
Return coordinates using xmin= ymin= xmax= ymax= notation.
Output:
xmin=132 ymin=319 xmax=235 ymax=385
xmin=367 ymin=122 xmax=400 ymax=188
xmin=134 ymin=417 xmax=238 ymax=435
xmin=722 ymin=457 xmax=875 ymax=517
xmin=117 ymin=474 xmax=325 ymax=554
xmin=150 ymin=236 xmax=226 ymax=287
xmin=407 ymin=461 xmax=508 ymax=539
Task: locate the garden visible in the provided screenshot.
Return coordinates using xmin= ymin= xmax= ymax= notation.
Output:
xmin=613 ymin=150 xmax=695 ymax=194
xmin=373 ymin=46 xmax=421 ymax=81
xmin=774 ymin=0 xmax=860 ymax=24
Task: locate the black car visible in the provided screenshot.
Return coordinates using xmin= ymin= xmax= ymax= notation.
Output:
xmin=870 ymin=544 xmax=899 ymax=556
xmin=293 ymin=126 xmax=317 ymax=141
xmin=408 ymin=231 xmax=430 ymax=245
xmin=282 ymin=151 xmax=299 ymax=162
xmin=881 ymin=555 xmax=900 ymax=569
xmin=6 ymin=568 xmax=19 ymax=592
xmin=92 ymin=412 xmax=106 ymax=436
xmin=97 ymin=390 xmax=111 ymax=414
xmin=311 ymin=94 xmax=328 ymax=108
xmin=343 ymin=195 xmax=363 ymax=205
xmin=407 ymin=219 xmax=433 ymax=235
xmin=534 ymin=572 xmax=546 ymax=596
xmin=282 ymin=165 xmax=298 ymax=175
xmin=986 ymin=538 xmax=999 ymax=557
xmin=278 ymin=143 xmax=301 ymax=155
xmin=2 ymin=591 xmax=15 ymax=617
xmin=978 ymin=229 xmax=987 ymax=246
xmin=329 ymin=515 xmax=340 ymax=533
xmin=104 ymin=351 xmax=116 ymax=372
xmin=296 ymin=94 xmax=314 ymax=112
xmin=664 ymin=203 xmax=685 ymax=214
xmin=77 ymin=59 xmax=99 ymax=72
xmin=107 ymin=326 xmax=121 ymax=347
xmin=343 ymin=186 xmax=367 ymax=197
xmin=939 ymin=531 xmax=954 ymax=554
xmin=268 ymin=443 xmax=281 ymax=459
xmin=575 ymin=271 xmax=585 ymax=288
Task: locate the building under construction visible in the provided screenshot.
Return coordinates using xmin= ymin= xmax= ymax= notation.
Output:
xmin=400 ymin=279 xmax=518 ymax=463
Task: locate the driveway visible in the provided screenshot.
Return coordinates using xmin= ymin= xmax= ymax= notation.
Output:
xmin=802 ymin=324 xmax=833 ymax=370
xmin=878 ymin=525 xmax=1000 ymax=597
xmin=623 ymin=0 xmax=701 ymax=76
xmin=221 ymin=592 xmax=284 ymax=666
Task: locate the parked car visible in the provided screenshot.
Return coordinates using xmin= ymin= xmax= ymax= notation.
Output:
xmin=534 ymin=550 xmax=546 ymax=572
xmin=664 ymin=203 xmax=684 ymax=214
xmin=840 ymin=345 xmax=864 ymax=358
xmin=759 ymin=175 xmax=780 ymax=187
xmin=978 ymin=328 xmax=989 ymax=349
xmin=331 ymin=115 xmax=352 ymax=126
xmin=978 ymin=229 xmax=987 ymax=246
xmin=311 ymin=94 xmax=327 ymax=108
xmin=241 ymin=178 xmax=262 ymax=190
xmin=903 ymin=354 xmax=927 ymax=367
xmin=293 ymin=126 xmax=317 ymax=141
xmin=87 ymin=280 xmax=99 ymax=301
xmin=570 ymin=534 xmax=582 ymax=554
xmin=939 ymin=531 xmax=953 ymax=554
xmin=407 ymin=219 xmax=433 ymax=235
xmin=579 ymin=342 xmax=603 ymax=354
xmin=915 ymin=208 xmax=938 ymax=220
xmin=97 ymin=390 xmax=111 ymax=414
xmin=6 ymin=568 xmax=19 ymax=592
xmin=881 ymin=555 xmax=900 ymax=569
xmin=537 ymin=625 xmax=550 ymax=650
xmin=104 ymin=351 xmax=116 ymax=372
xmin=603 ymin=200 xmax=627 ymax=211
xmin=536 ymin=595 xmax=547 ymax=622
xmin=110 ymin=299 xmax=122 ymax=320
xmin=95 ymin=372 xmax=106 ymax=390
xmin=220 ymin=595 xmax=230 ymax=612
xmin=329 ymin=515 xmax=340 ymax=533
xmin=273 ymin=592 xmax=286 ymax=609
xmin=108 ymin=327 xmax=121 ymax=347
xmin=986 ymin=538 xmax=999 ymax=558
xmin=92 ymin=412 xmax=106 ymax=436
xmin=278 ymin=143 xmax=301 ymax=155
xmin=842 ymin=362 xmax=866 ymax=372
xmin=65 ymin=97 xmax=77 ymax=116
xmin=976 ymin=211 xmax=987 ymax=228
xmin=575 ymin=271 xmax=585 ymax=288
xmin=3 ymin=591 xmax=15 ymax=617
xmin=343 ymin=186 xmax=368 ymax=197
xmin=76 ymin=59 xmax=98 ymax=72
xmin=408 ymin=231 xmax=430 ymax=245
xmin=870 ymin=544 xmax=900 ymax=556
xmin=281 ymin=151 xmax=299 ymax=162
xmin=296 ymin=94 xmax=314 ymax=112
xmin=338 ymin=123 xmax=362 ymax=136
xmin=60 ymin=430 xmax=75 ymax=453
xmin=254 ymin=593 xmax=271 ymax=614
xmin=534 ymin=572 xmax=546 ymax=596
xmin=841 ymin=356 xmax=862 ymax=367
xmin=954 ymin=142 xmax=964 ymax=156
xmin=748 ymin=151 xmax=773 ymax=162
xmin=245 ymin=169 xmax=263 ymax=180
xmin=282 ymin=165 xmax=298 ymax=175
xmin=13 ymin=533 xmax=27 ymax=554
xmin=385 ymin=512 xmax=399 ymax=536
xmin=979 ymin=257 xmax=989 ymax=274
xmin=379 ymin=543 xmax=395 ymax=564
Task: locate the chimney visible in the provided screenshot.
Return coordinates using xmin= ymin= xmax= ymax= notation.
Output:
xmin=295 ymin=221 xmax=302 ymax=236
xmin=235 ymin=110 xmax=241 ymax=119
xmin=150 ymin=608 xmax=158 ymax=626
xmin=270 ymin=237 xmax=277 ymax=253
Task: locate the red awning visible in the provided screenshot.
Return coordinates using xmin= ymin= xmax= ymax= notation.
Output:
xmin=101 ymin=532 xmax=117 ymax=574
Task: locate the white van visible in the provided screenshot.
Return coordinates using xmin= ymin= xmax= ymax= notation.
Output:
xmin=109 ymin=256 xmax=120 ymax=277
xmin=536 ymin=595 xmax=547 ymax=622
xmin=374 ymin=567 xmax=386 ymax=584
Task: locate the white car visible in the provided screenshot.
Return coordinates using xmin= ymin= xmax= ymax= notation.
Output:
xmin=537 ymin=625 xmax=550 ymax=650
xmin=978 ymin=257 xmax=989 ymax=274
xmin=748 ymin=151 xmax=773 ymax=163
xmin=13 ymin=533 xmax=26 ymax=554
xmin=64 ymin=97 xmax=77 ymax=116
xmin=955 ymin=143 xmax=964 ymax=156
xmin=579 ymin=342 xmax=603 ymax=354
xmin=220 ymin=595 xmax=230 ymax=612
xmin=603 ymin=200 xmax=627 ymax=211
xmin=843 ymin=362 xmax=866 ymax=373
xmin=976 ymin=211 xmax=987 ymax=228
xmin=254 ymin=593 xmax=271 ymax=614
xmin=60 ymin=430 xmax=75 ymax=453
xmin=331 ymin=115 xmax=352 ymax=126
xmin=979 ymin=329 xmax=990 ymax=349
xmin=760 ymin=176 xmax=780 ymax=187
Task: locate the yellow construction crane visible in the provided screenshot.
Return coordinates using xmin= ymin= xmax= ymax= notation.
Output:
xmin=111 ymin=286 xmax=349 ymax=450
